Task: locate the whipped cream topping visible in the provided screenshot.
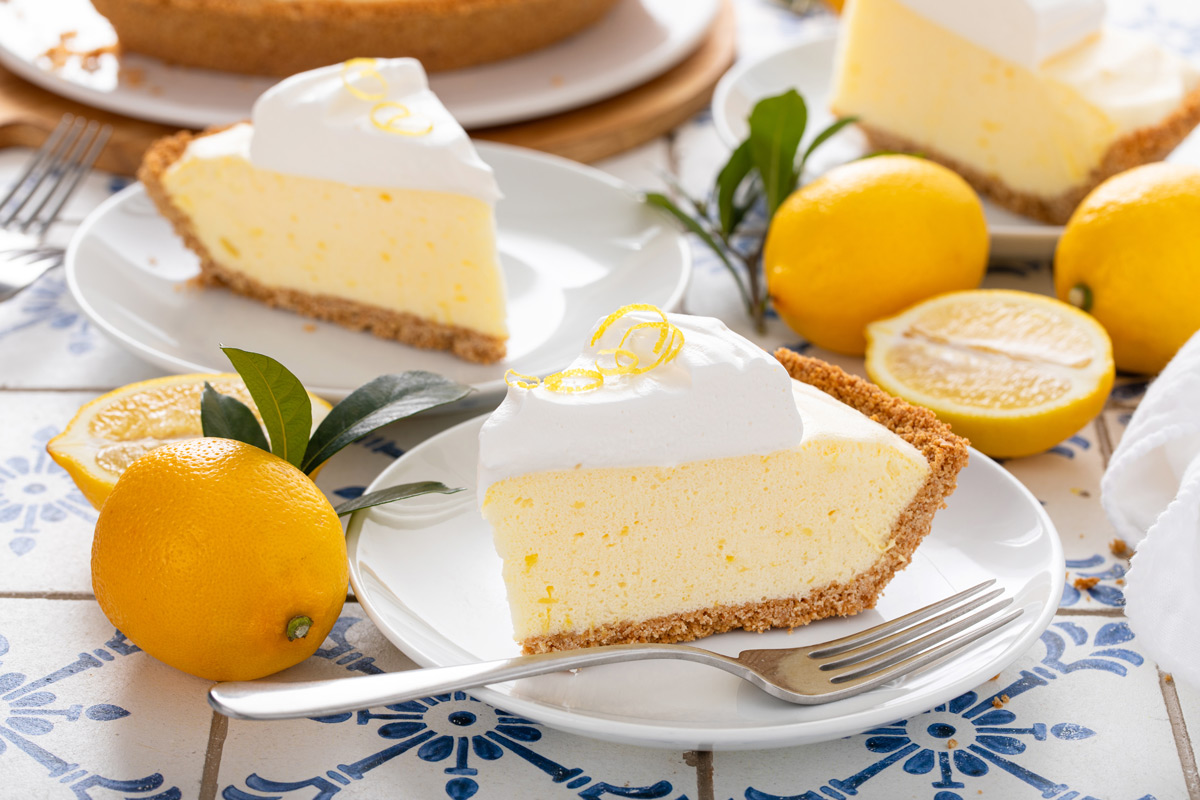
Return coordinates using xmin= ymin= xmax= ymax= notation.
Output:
xmin=477 ymin=312 xmax=805 ymax=504
xmin=896 ymin=0 xmax=1105 ymax=67
xmin=178 ymin=58 xmax=501 ymax=203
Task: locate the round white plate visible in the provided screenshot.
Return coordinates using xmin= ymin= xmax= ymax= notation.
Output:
xmin=64 ymin=142 xmax=690 ymax=403
xmin=346 ymin=415 xmax=1064 ymax=751
xmin=711 ymin=32 xmax=1200 ymax=260
xmin=0 ymin=0 xmax=717 ymax=129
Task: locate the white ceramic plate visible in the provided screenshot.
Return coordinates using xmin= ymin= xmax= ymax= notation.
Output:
xmin=64 ymin=142 xmax=690 ymax=403
xmin=345 ymin=415 xmax=1064 ymax=751
xmin=711 ymin=32 xmax=1200 ymax=260
xmin=0 ymin=0 xmax=717 ymax=129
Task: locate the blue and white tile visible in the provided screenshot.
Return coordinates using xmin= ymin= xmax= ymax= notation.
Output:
xmin=216 ymin=604 xmax=697 ymax=800
xmin=0 ymin=393 xmax=103 ymax=595
xmin=1000 ymin=421 xmax=1128 ymax=610
xmin=714 ymin=615 xmax=1186 ymax=800
xmin=0 ymin=269 xmax=161 ymax=391
xmin=1165 ymin=676 xmax=1200 ymax=773
xmin=0 ymin=598 xmax=211 ymax=798
xmin=593 ymin=139 xmax=673 ymax=194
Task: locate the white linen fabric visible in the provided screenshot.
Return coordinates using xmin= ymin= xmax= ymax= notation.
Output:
xmin=1102 ymin=329 xmax=1200 ymax=688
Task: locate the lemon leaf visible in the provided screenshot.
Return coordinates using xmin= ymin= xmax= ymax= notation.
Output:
xmin=200 ymin=382 xmax=269 ymax=451
xmin=643 ymin=192 xmax=752 ymax=313
xmin=715 ymin=140 xmax=754 ymax=235
xmin=301 ymin=372 xmax=470 ymax=475
xmin=747 ymin=89 xmax=807 ymax=217
xmin=221 ymin=347 xmax=312 ymax=470
xmin=333 ymin=482 xmax=463 ymax=516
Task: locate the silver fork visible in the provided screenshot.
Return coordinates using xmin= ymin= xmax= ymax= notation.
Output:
xmin=209 ymin=580 xmax=1022 ymax=720
xmin=0 ymin=114 xmax=112 ymax=302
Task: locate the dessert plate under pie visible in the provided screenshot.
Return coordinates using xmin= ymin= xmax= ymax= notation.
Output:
xmin=346 ymin=415 xmax=1063 ymax=751
xmin=712 ymin=33 xmax=1200 ymax=260
xmin=0 ymin=0 xmax=718 ymax=129
xmin=64 ymin=142 xmax=690 ymax=402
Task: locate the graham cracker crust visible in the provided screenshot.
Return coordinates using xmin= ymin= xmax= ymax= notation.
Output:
xmin=855 ymin=83 xmax=1200 ymax=225
xmin=91 ymin=0 xmax=619 ymax=76
xmin=521 ymin=352 xmax=970 ymax=654
xmin=139 ymin=129 xmax=506 ymax=365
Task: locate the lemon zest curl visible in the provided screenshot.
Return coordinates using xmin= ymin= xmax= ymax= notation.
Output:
xmin=341 ymin=58 xmax=387 ymax=101
xmin=370 ymin=102 xmax=434 ymax=137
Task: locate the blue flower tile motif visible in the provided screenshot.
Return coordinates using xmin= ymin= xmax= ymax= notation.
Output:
xmin=0 ymin=629 xmax=182 ymax=798
xmin=736 ymin=621 xmax=1149 ymax=800
xmin=0 ymin=273 xmax=98 ymax=357
xmin=0 ymin=426 xmax=95 ymax=558
xmin=1061 ymin=555 xmax=1127 ymax=608
xmin=225 ymin=619 xmax=687 ymax=800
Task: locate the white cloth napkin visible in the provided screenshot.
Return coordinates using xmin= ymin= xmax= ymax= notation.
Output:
xmin=1102 ymin=330 xmax=1200 ymax=688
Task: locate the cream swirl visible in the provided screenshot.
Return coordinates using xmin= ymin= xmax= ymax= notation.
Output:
xmin=477 ymin=311 xmax=806 ymax=505
xmin=184 ymin=58 xmax=501 ymax=203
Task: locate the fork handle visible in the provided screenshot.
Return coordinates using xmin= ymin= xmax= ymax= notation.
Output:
xmin=209 ymin=643 xmax=736 ymax=720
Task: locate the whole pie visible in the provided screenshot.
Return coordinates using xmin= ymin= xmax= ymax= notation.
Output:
xmin=90 ymin=0 xmax=621 ymax=76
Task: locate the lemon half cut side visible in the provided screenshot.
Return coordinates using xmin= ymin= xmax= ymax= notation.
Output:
xmin=866 ymin=290 xmax=1114 ymax=459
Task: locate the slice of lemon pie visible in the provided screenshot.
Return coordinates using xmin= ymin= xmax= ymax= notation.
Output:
xmin=831 ymin=0 xmax=1200 ymax=224
xmin=478 ymin=306 xmax=969 ymax=653
xmin=141 ymin=58 xmax=508 ymax=364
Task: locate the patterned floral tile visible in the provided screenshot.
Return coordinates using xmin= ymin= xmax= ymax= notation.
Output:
xmin=713 ymin=615 xmax=1185 ymax=800
xmin=0 ymin=393 xmax=102 ymax=595
xmin=592 ymin=139 xmax=673 ymax=194
xmin=1001 ymin=421 xmax=1129 ymax=611
xmin=0 ymin=270 xmax=161 ymax=391
xmin=217 ymin=604 xmax=697 ymax=800
xmin=0 ymin=598 xmax=211 ymax=798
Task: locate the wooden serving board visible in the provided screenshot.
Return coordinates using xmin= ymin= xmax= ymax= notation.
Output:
xmin=0 ymin=0 xmax=735 ymax=174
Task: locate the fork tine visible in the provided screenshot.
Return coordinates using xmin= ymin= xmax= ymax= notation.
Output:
xmin=25 ymin=122 xmax=112 ymax=237
xmin=825 ymin=598 xmax=1016 ymax=681
xmin=804 ymin=579 xmax=996 ymax=659
xmin=820 ymin=607 xmax=1024 ymax=697
xmin=0 ymin=114 xmax=75 ymax=215
xmin=812 ymin=587 xmax=1004 ymax=670
xmin=0 ymin=116 xmax=87 ymax=229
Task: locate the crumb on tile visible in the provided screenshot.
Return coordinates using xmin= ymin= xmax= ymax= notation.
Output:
xmin=947 ymin=739 xmax=958 ymax=749
xmin=1110 ymin=538 xmax=1133 ymax=558
xmin=1166 ymin=674 xmax=1174 ymax=683
xmin=1069 ymin=487 xmax=1091 ymax=498
xmin=303 ymin=323 xmax=318 ymax=333
xmin=1073 ymin=576 xmax=1101 ymax=591
xmin=1116 ymin=578 xmax=1125 ymax=586
xmin=550 ymin=75 xmax=564 ymax=87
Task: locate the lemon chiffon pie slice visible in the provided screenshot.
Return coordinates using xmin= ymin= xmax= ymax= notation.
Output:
xmin=478 ymin=307 xmax=970 ymax=654
xmin=141 ymin=58 xmax=508 ymax=363
xmin=831 ymin=0 xmax=1200 ymax=224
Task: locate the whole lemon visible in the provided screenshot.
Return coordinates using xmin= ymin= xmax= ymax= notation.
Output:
xmin=765 ymin=155 xmax=988 ymax=355
xmin=91 ymin=438 xmax=348 ymax=682
xmin=1055 ymin=163 xmax=1200 ymax=375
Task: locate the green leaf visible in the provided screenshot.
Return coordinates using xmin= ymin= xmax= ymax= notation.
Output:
xmin=644 ymin=192 xmax=753 ymax=312
xmin=301 ymin=372 xmax=471 ymax=475
xmin=221 ymin=347 xmax=312 ymax=470
xmin=200 ymin=382 xmax=269 ymax=451
xmin=747 ymin=89 xmax=808 ymax=218
xmin=334 ymin=482 xmax=464 ymax=516
xmin=800 ymin=116 xmax=858 ymax=173
xmin=715 ymin=140 xmax=754 ymax=236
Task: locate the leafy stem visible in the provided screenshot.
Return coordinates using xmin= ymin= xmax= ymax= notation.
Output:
xmin=199 ymin=348 xmax=472 ymax=514
xmin=644 ymin=89 xmax=855 ymax=334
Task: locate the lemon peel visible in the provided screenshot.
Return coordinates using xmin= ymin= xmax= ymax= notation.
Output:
xmin=341 ymin=58 xmax=387 ymax=101
xmin=370 ymin=102 xmax=434 ymax=137
xmin=504 ymin=305 xmax=684 ymax=395
xmin=504 ymin=370 xmax=542 ymax=389
xmin=542 ymin=369 xmax=604 ymax=394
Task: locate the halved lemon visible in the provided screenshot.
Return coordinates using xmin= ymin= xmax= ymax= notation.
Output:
xmin=865 ymin=290 xmax=1114 ymax=459
xmin=47 ymin=373 xmax=333 ymax=509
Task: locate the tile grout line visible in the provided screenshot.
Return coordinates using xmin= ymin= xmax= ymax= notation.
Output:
xmin=0 ymin=591 xmax=95 ymax=600
xmin=683 ymin=750 xmax=715 ymax=800
xmin=1054 ymin=606 xmax=1126 ymax=617
xmin=1158 ymin=669 xmax=1200 ymax=799
xmin=198 ymin=710 xmax=230 ymax=800
xmin=1094 ymin=414 xmax=1115 ymax=470
xmin=0 ymin=386 xmax=121 ymax=393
